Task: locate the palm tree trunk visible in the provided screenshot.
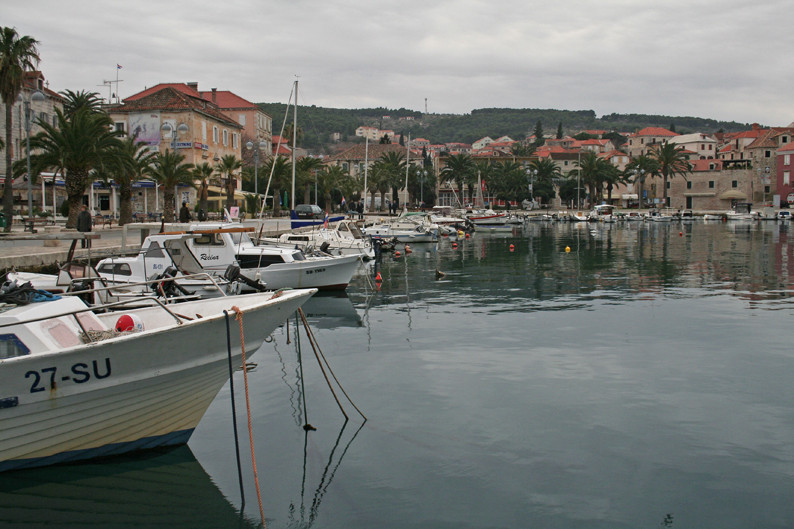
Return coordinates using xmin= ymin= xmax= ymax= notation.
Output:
xmin=273 ymin=185 xmax=281 ymax=216
xmin=3 ymin=106 xmax=14 ymax=232
xmin=118 ymin=181 xmax=132 ymax=226
xmin=163 ymin=188 xmax=176 ymax=222
xmin=65 ymin=169 xmax=89 ymax=229
xmin=199 ymin=179 xmax=208 ymax=214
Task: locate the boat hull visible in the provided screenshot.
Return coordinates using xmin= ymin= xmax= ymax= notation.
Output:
xmin=233 ymin=254 xmax=361 ymax=291
xmin=0 ymin=289 xmax=315 ymax=471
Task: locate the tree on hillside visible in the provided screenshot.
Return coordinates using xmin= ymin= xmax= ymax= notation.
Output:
xmin=556 ymin=122 xmax=563 ymax=139
xmin=533 ymin=120 xmax=544 ymax=147
xmin=0 ymin=26 xmax=39 ymax=231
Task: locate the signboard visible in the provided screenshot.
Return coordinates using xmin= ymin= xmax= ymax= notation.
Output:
xmin=129 ymin=112 xmax=161 ymax=145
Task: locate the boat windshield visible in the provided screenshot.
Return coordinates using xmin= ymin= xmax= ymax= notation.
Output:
xmin=230 ymin=232 xmax=252 ymax=246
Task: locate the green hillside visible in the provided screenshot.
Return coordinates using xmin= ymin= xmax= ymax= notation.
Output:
xmin=257 ymin=102 xmax=754 ymax=153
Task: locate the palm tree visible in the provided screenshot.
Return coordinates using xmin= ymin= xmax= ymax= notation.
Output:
xmin=27 ymin=107 xmax=122 ymax=227
xmin=575 ymin=151 xmax=616 ymax=206
xmin=530 ymin=158 xmax=562 ymax=205
xmin=375 ymin=151 xmax=406 ymax=207
xmin=491 ymin=160 xmax=525 ymax=206
xmin=262 ymin=155 xmax=292 ymax=216
xmin=0 ymin=26 xmax=39 ymax=231
xmin=296 ymin=156 xmax=325 ymax=205
xmin=192 ymin=162 xmax=214 ymax=215
xmin=150 ymin=150 xmax=194 ymax=222
xmin=441 ymin=154 xmax=475 ymax=207
xmin=651 ymin=143 xmax=691 ymax=207
xmin=111 ymin=136 xmax=156 ymax=226
xmin=215 ymin=154 xmax=242 ymax=210
xmin=60 ymin=89 xmax=104 ymax=117
xmin=625 ymin=154 xmax=659 ymax=208
xmin=316 ymin=165 xmax=347 ymax=212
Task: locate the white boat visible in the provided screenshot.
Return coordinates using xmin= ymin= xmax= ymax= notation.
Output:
xmin=0 ymin=286 xmax=316 ymax=471
xmin=589 ymin=204 xmax=618 ymax=223
xmin=362 ymin=218 xmax=437 ymax=243
xmin=726 ymin=202 xmax=756 ymax=221
xmin=260 ymin=219 xmax=375 ymax=260
xmin=466 ymin=209 xmax=509 ymax=227
xmin=571 ymin=211 xmax=590 ymax=222
xmin=647 ymin=208 xmax=675 ymax=222
xmin=164 ymin=224 xmax=361 ymax=291
xmin=703 ymin=213 xmax=725 ymax=221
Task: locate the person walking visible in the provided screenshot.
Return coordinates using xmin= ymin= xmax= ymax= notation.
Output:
xmin=179 ymin=202 xmax=192 ymax=223
xmin=77 ymin=204 xmax=92 ymax=248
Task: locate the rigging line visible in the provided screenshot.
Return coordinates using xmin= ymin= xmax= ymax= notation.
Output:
xmin=297 ymin=308 xmax=347 ymax=420
xmin=294 ymin=309 xmax=314 ymax=430
xmin=232 ymin=307 xmax=266 ymax=528
xmin=299 ymin=308 xmax=367 ymax=420
xmin=223 ymin=310 xmax=246 ymax=511
xmin=258 ymin=83 xmax=296 ymax=219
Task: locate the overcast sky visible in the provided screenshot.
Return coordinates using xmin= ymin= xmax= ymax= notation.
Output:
xmin=7 ymin=0 xmax=793 ymax=128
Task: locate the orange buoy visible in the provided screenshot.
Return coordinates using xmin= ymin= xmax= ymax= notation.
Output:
xmin=465 ymin=233 xmax=470 ymax=239
xmin=565 ymin=246 xmax=571 ymax=253
xmin=509 ymin=244 xmax=515 ymax=251
xmin=394 ymin=250 xmax=401 ymax=258
xmin=679 ymin=231 xmax=683 ymax=236
xmin=452 ymin=242 xmax=458 ymax=248
xmin=405 ymin=245 xmax=412 ymax=254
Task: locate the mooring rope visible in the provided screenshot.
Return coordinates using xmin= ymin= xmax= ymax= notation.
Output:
xmin=298 ymin=308 xmax=367 ymax=421
xmin=231 ymin=306 xmax=267 ymax=529
xmin=223 ymin=310 xmax=246 ymax=511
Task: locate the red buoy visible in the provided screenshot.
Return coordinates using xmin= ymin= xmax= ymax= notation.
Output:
xmin=375 ymin=272 xmax=382 ymax=282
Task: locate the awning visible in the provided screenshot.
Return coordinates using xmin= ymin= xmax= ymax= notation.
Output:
xmin=206 ymin=185 xmax=248 ymax=200
xmin=621 ymin=194 xmax=638 ymax=200
xmin=719 ymin=190 xmax=747 ymax=200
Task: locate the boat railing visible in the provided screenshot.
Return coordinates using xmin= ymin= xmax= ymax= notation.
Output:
xmin=62 ymin=271 xmax=232 ymax=302
xmin=0 ymin=295 xmax=187 ymax=338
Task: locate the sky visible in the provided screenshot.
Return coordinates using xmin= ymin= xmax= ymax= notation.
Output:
xmin=6 ymin=0 xmax=794 ymax=128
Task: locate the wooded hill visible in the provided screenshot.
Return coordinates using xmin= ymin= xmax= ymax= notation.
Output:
xmin=257 ymin=102 xmax=755 ymax=154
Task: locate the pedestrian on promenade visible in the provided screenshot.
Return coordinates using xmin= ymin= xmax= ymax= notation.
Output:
xmin=179 ymin=202 xmax=192 ymax=223
xmin=77 ymin=204 xmax=92 ymax=248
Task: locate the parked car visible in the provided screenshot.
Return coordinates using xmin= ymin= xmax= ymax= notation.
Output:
xmin=294 ymin=204 xmax=324 ymax=219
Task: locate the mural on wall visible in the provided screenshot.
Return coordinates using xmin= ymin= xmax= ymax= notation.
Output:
xmin=129 ymin=112 xmax=161 ymax=145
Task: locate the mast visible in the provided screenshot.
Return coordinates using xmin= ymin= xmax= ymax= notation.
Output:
xmin=363 ymin=135 xmax=369 ymax=213
xmin=404 ymin=133 xmax=410 ymax=211
xmin=291 ymin=79 xmax=297 ymax=211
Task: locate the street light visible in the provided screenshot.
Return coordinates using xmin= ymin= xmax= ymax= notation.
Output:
xmin=19 ymin=89 xmax=45 ymax=225
xmin=161 ymin=121 xmax=189 ymax=209
xmin=246 ymin=139 xmax=268 ymax=208
xmin=420 ymin=169 xmax=427 ymax=206
xmin=526 ymin=168 xmax=538 ymax=205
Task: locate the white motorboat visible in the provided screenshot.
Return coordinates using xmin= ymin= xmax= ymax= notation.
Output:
xmin=589 ymin=204 xmax=618 ymax=223
xmin=0 ymin=285 xmax=316 ymax=471
xmin=466 ymin=209 xmax=509 ymax=227
xmin=362 ymin=218 xmax=437 ymax=243
xmin=726 ymin=202 xmax=756 ymax=221
xmin=571 ymin=211 xmax=590 ymax=222
xmin=158 ymin=224 xmax=361 ymax=291
xmin=265 ymin=219 xmax=375 ymax=260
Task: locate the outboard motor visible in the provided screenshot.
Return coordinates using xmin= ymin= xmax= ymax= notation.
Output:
xmin=156 ymin=266 xmax=192 ymax=298
xmin=319 ymin=241 xmax=331 ymax=254
xmin=224 ymin=263 xmax=267 ymax=292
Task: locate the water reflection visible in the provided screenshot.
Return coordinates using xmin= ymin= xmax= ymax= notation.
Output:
xmin=0 ymin=446 xmax=257 ymax=528
xmin=350 ymin=221 xmax=794 ymax=312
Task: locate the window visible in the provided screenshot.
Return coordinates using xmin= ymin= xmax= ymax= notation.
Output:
xmin=114 ymin=122 xmax=125 ymax=133
xmin=784 ymin=154 xmax=790 ymax=166
xmin=666 ymin=181 xmax=670 ymax=189
xmin=0 ymin=334 xmax=30 ymax=359
xmin=732 ymin=180 xmax=738 ymax=188
xmin=232 ymin=133 xmax=238 ymax=149
xmin=785 ymin=172 xmax=790 ymax=185
xmin=202 ymin=122 xmax=207 ymax=141
xmin=223 ymin=129 xmax=228 ymax=146
xmin=783 ymin=136 xmax=789 ymax=144
xmin=213 ymin=126 xmax=219 ymax=143
xmin=709 ymin=181 xmax=715 ymax=188
xmin=687 ymin=181 xmax=692 ymax=189
xmin=765 ymin=150 xmax=772 ymax=158
xmin=238 ymin=114 xmax=246 ymax=126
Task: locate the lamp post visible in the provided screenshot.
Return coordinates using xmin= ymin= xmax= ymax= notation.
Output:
xmin=161 ymin=121 xmax=189 ymax=209
xmin=19 ymin=90 xmax=45 ymax=224
xmin=246 ymin=139 xmax=268 ymax=208
xmin=526 ymin=168 xmax=538 ymax=206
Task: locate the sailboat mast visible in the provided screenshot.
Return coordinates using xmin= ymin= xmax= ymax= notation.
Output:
xmin=291 ymin=79 xmax=297 ymax=211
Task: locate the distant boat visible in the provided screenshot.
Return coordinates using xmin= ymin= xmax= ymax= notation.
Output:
xmin=0 ymin=287 xmax=315 ymax=472
xmin=263 ymin=219 xmax=375 ymax=260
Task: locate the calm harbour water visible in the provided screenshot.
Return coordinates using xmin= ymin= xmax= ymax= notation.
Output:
xmin=2 ymin=220 xmax=794 ymax=528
